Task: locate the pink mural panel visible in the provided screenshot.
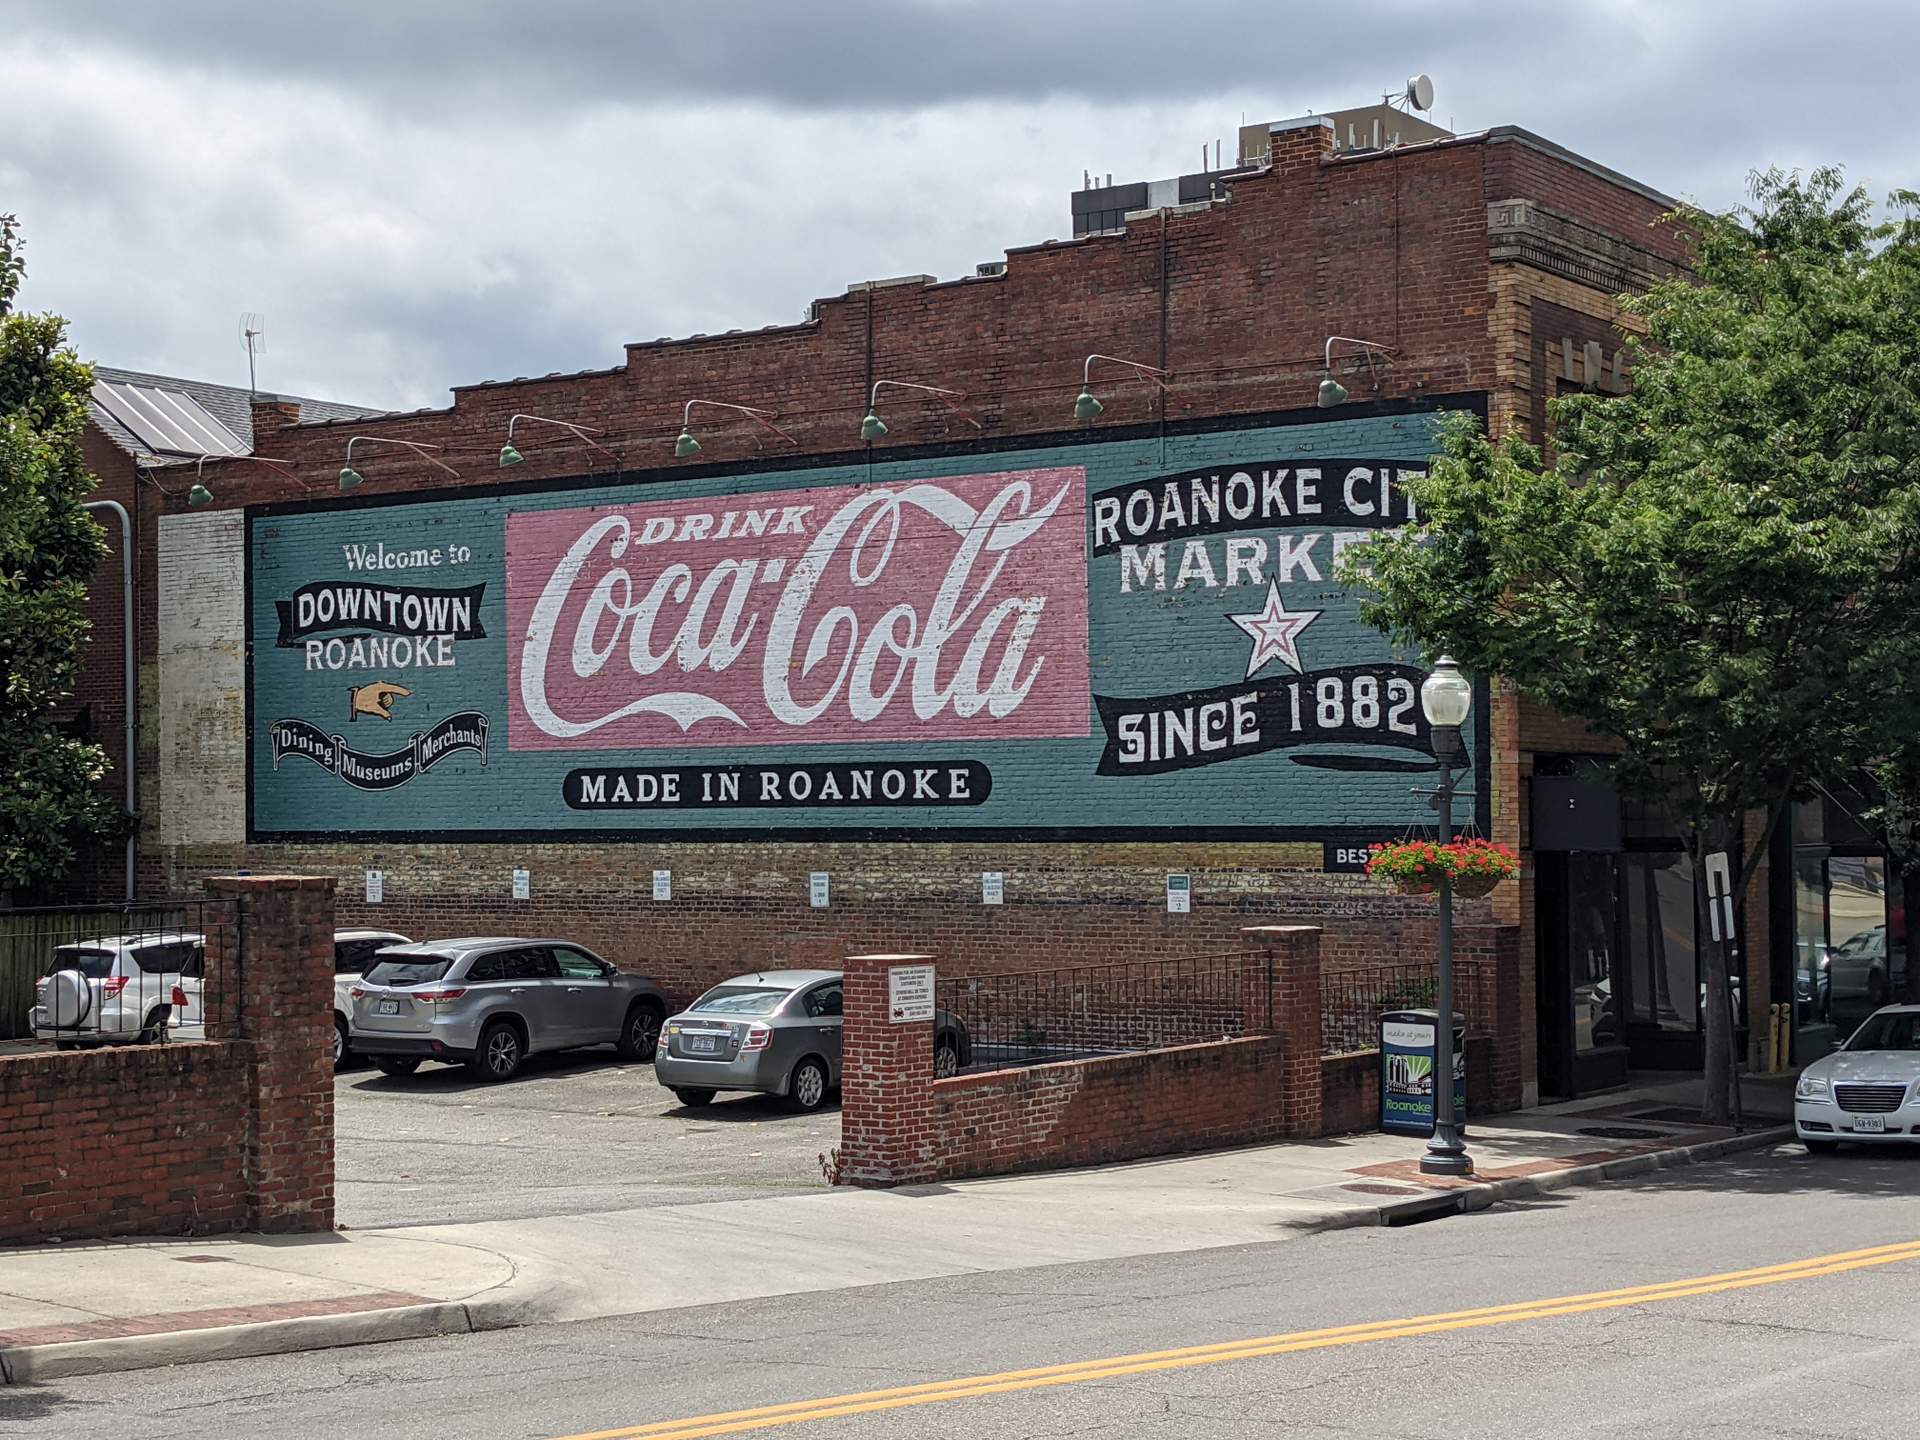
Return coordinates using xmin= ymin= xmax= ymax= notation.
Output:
xmin=505 ymin=468 xmax=1089 ymax=750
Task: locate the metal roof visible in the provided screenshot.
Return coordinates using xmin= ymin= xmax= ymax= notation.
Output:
xmin=88 ymin=365 xmax=384 ymax=466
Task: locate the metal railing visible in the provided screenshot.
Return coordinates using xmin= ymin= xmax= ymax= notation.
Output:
xmin=936 ymin=951 xmax=1270 ymax=1075
xmin=1321 ymin=959 xmax=1490 ymax=1056
xmin=0 ymin=900 xmax=238 ymax=1045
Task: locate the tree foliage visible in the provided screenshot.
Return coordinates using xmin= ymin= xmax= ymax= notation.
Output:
xmin=1343 ymin=169 xmax=1920 ymax=1117
xmin=0 ymin=215 xmax=128 ymax=890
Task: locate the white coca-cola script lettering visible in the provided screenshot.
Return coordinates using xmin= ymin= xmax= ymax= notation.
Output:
xmin=505 ymin=469 xmax=1089 ymax=750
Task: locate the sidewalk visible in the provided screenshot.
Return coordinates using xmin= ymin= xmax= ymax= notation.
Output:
xmin=0 ymin=1074 xmax=1794 ymax=1383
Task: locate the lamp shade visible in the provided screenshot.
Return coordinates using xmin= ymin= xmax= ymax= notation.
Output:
xmin=499 ymin=443 xmax=524 ymax=467
xmin=861 ymin=410 xmax=888 ymax=441
xmin=338 ymin=466 xmax=364 ymax=492
xmin=1316 ymin=373 xmax=1348 ymax=408
xmin=186 ymin=483 xmax=214 ymax=507
xmin=1074 ymin=388 xmax=1104 ymax=421
xmin=1420 ymin=656 xmax=1473 ymax=728
xmin=674 ymin=429 xmax=701 ymax=458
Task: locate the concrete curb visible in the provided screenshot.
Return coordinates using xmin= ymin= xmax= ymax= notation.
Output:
xmin=0 ymin=1126 xmax=1797 ymax=1385
xmin=1334 ymin=1124 xmax=1797 ymax=1230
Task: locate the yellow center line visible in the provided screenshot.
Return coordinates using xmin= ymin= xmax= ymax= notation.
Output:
xmin=555 ymin=1239 xmax=1920 ymax=1440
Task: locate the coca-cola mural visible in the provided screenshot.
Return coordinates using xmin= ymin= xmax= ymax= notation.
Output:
xmin=246 ymin=410 xmax=1485 ymax=839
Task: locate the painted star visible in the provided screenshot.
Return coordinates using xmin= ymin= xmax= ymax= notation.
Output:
xmin=1227 ymin=582 xmax=1320 ymax=677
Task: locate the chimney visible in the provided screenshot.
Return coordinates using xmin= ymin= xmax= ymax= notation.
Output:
xmin=250 ymin=396 xmax=301 ymax=445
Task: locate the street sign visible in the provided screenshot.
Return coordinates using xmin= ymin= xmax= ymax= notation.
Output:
xmin=653 ymin=868 xmax=671 ymax=901
xmin=1166 ymin=873 xmax=1191 ymax=913
xmin=365 ymin=869 xmax=383 ymax=904
xmin=809 ymin=871 xmax=830 ymax=908
xmin=981 ymin=871 xmax=1004 ymax=905
xmin=888 ymin=964 xmax=936 ymax=1023
xmin=1704 ymin=851 xmax=1735 ymax=942
xmin=511 ymin=867 xmax=530 ymax=900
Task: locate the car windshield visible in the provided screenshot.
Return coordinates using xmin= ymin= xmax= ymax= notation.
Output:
xmin=364 ymin=956 xmax=455 ymax=987
xmin=1846 ymin=1012 xmax=1920 ymax=1051
xmin=689 ymin=986 xmax=790 ymax=1015
xmin=44 ymin=946 xmax=116 ymax=979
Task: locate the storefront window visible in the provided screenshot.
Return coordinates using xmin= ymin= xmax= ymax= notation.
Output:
xmin=1624 ymin=851 xmax=1697 ymax=1031
xmin=1826 ymin=856 xmax=1891 ymax=1033
xmin=1568 ymin=853 xmax=1621 ymax=1052
xmin=1793 ymin=848 xmax=1829 ymax=1033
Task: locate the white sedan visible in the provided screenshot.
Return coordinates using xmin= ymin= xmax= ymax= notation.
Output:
xmin=1795 ymin=1005 xmax=1920 ymax=1151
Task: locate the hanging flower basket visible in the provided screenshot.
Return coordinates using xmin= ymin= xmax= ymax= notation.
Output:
xmin=1366 ymin=839 xmax=1518 ymax=902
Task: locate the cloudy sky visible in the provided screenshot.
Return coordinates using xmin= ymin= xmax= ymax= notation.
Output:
xmin=3 ymin=2 xmax=1910 ymax=411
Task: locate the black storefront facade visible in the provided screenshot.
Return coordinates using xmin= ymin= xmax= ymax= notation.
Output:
xmin=1530 ymin=760 xmax=1906 ymax=1098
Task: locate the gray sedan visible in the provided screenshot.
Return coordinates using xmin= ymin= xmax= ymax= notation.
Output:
xmin=655 ymin=969 xmax=973 ymax=1112
xmin=350 ymin=937 xmax=669 ymax=1082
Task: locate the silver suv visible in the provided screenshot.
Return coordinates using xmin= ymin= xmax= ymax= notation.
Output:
xmin=349 ymin=937 xmax=668 ymax=1082
xmin=32 ymin=932 xmax=206 ymax=1047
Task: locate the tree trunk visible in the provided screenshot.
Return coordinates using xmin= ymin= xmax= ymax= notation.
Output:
xmin=1694 ymin=818 xmax=1738 ymax=1127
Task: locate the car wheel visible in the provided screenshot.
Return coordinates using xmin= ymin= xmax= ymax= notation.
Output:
xmin=934 ymin=1035 xmax=961 ymax=1079
xmin=333 ymin=1017 xmax=351 ymax=1070
xmin=470 ymin=1021 xmax=524 ymax=1082
xmin=617 ymin=1003 xmax=664 ymax=1062
xmin=673 ymin=1087 xmax=716 ymax=1108
xmin=789 ymin=1056 xmax=830 ymax=1112
xmin=373 ymin=1056 xmax=421 ymax=1077
xmin=138 ymin=1008 xmax=169 ymax=1045
xmin=1804 ymin=1138 xmax=1840 ymax=1155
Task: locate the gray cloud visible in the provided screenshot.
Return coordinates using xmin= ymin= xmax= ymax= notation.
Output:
xmin=4 ymin=2 xmax=1916 ymax=411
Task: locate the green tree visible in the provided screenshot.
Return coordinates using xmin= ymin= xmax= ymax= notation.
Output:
xmin=0 ymin=214 xmax=129 ymax=892
xmin=1343 ymin=170 xmax=1920 ymax=1123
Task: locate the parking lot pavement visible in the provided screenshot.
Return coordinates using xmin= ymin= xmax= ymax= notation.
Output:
xmin=334 ymin=1048 xmax=832 ymax=1230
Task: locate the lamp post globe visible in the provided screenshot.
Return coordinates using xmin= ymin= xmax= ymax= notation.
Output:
xmin=1420 ymin=655 xmax=1473 ymax=728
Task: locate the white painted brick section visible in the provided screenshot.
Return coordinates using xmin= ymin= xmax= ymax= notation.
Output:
xmin=158 ymin=511 xmax=246 ymax=845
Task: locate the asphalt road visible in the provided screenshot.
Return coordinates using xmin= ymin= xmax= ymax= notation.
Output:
xmin=334 ymin=1048 xmax=832 ymax=1228
xmin=8 ymin=1144 xmax=1918 ymax=1438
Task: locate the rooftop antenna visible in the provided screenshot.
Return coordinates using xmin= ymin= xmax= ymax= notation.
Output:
xmin=239 ymin=312 xmax=266 ymax=397
xmin=1389 ymin=74 xmax=1435 ymax=113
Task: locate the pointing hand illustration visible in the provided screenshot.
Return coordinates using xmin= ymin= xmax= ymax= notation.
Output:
xmin=348 ymin=681 xmax=411 ymax=721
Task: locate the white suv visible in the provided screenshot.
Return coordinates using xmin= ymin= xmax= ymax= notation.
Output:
xmin=333 ymin=929 xmax=413 ymax=1068
xmin=32 ymin=932 xmax=206 ymax=1047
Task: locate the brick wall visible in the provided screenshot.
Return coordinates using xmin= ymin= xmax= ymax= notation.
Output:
xmin=0 ymin=875 xmax=337 ymax=1244
xmin=0 ymin=1043 xmax=253 ymax=1241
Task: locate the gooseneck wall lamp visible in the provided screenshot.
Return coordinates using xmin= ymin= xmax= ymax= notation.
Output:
xmin=499 ymin=413 xmax=618 ymax=469
xmin=675 ymin=399 xmax=797 ymax=458
xmin=1317 ymin=336 xmax=1394 ymax=408
xmin=184 ymin=454 xmax=305 ymax=507
xmin=1074 ymin=354 xmax=1171 ymax=422
xmin=861 ymin=380 xmax=982 ymax=442
xmin=339 ymin=436 xmax=460 ymax=492
xmin=1418 ymin=655 xmax=1475 ymax=1179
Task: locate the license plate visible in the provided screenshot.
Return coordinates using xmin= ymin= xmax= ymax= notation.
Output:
xmin=377 ymin=1000 xmax=399 ymax=1016
xmin=1852 ymin=1114 xmax=1886 ymax=1133
xmin=688 ymin=1035 xmax=718 ymax=1053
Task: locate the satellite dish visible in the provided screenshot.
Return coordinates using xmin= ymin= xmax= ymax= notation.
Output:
xmin=1406 ymin=74 xmax=1435 ymax=112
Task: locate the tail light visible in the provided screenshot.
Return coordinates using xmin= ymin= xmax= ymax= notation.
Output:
xmin=102 ymin=975 xmax=130 ymax=998
xmin=415 ymin=988 xmax=468 ymax=1003
xmin=349 ymin=986 xmax=367 ymax=999
xmin=171 ymin=985 xmax=188 ymax=1009
xmin=742 ymin=1022 xmax=772 ymax=1052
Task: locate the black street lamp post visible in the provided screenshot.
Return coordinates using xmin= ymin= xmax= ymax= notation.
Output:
xmin=1419 ymin=656 xmax=1474 ymax=1178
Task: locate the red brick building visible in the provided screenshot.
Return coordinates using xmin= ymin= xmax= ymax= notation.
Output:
xmin=73 ymin=108 xmax=1858 ymax=1105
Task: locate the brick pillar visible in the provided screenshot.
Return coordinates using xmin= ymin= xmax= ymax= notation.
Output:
xmin=836 ymin=953 xmax=936 ymax=1189
xmin=1267 ymin=114 xmax=1334 ymax=174
xmin=250 ymin=397 xmax=302 ymax=438
xmin=206 ymin=875 xmax=337 ymax=1232
xmin=1243 ymin=925 xmax=1323 ymax=1137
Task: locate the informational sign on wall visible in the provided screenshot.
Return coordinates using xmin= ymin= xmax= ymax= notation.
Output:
xmin=888 ymin=964 xmax=936 ymax=1023
xmin=246 ymin=411 xmax=1485 ymax=840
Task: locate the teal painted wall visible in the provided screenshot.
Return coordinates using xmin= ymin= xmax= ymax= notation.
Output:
xmin=247 ymin=410 xmax=1478 ymax=839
